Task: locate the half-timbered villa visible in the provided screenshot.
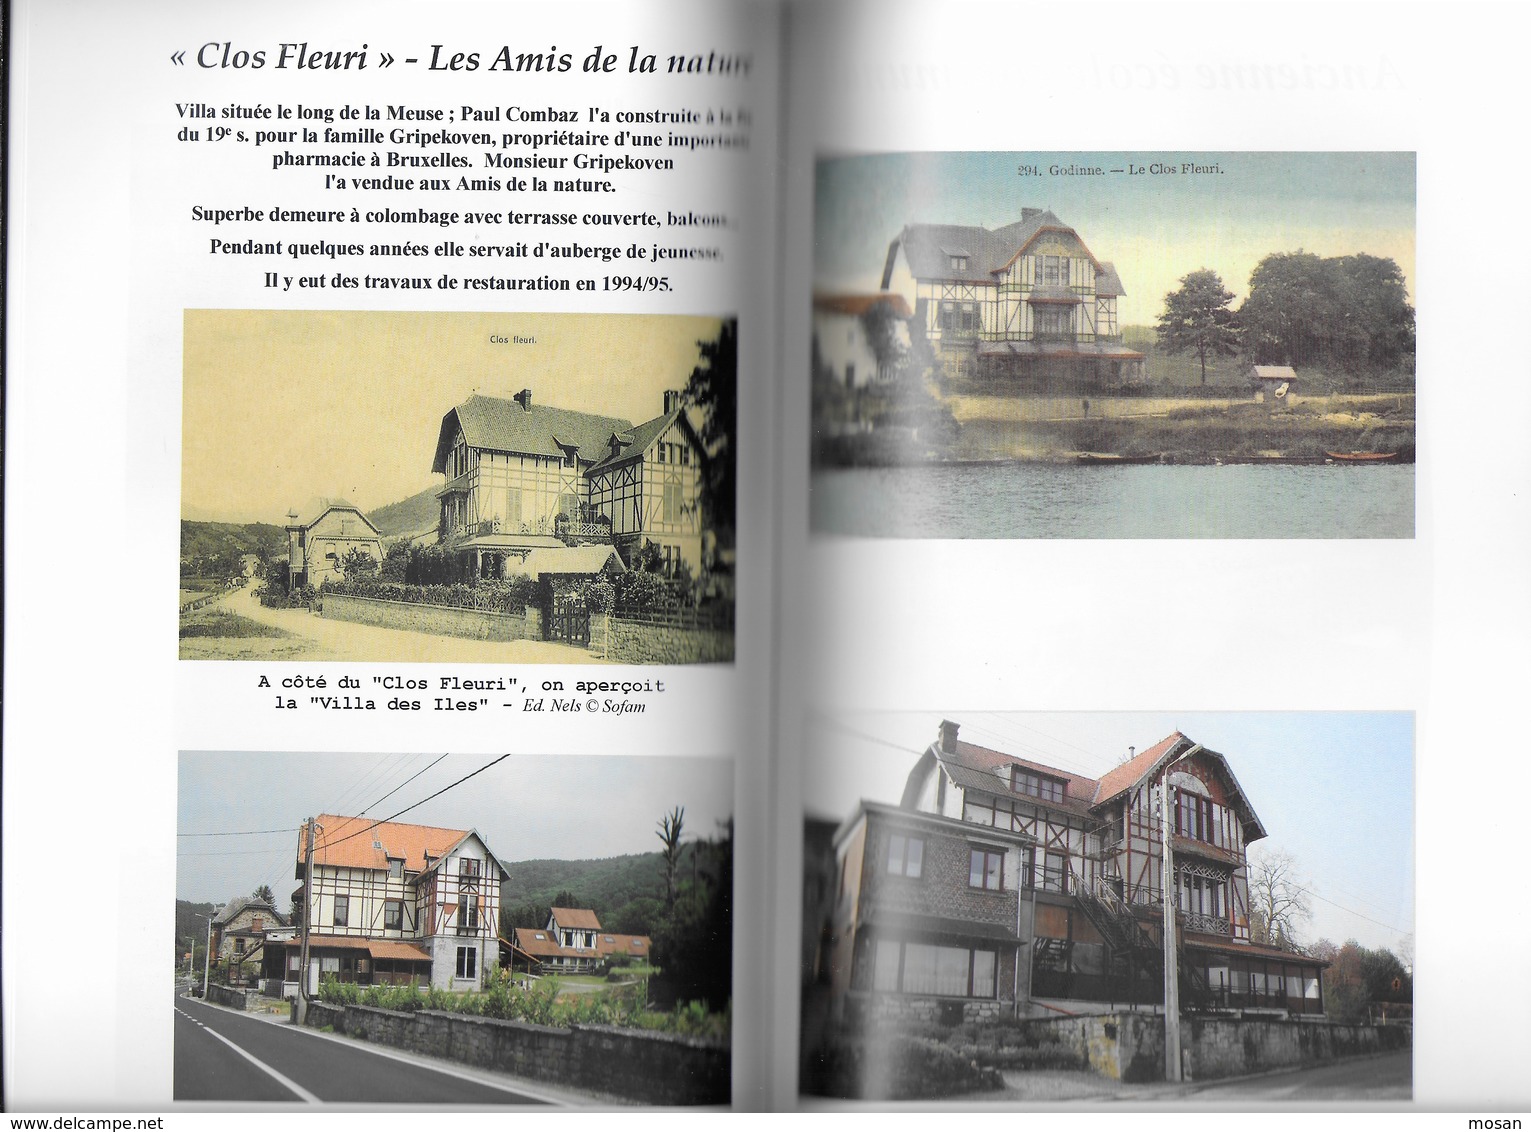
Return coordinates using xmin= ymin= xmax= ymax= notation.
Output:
xmin=283 ymin=498 xmax=384 ymax=588
xmin=431 ymin=388 xmax=706 ymax=579
xmin=510 ymin=906 xmax=651 ymax=975
xmin=881 ymin=209 xmax=1145 ymax=385
xmin=823 ymin=721 xmax=1326 ymax=1024
xmin=276 ymin=814 xmax=509 ymax=996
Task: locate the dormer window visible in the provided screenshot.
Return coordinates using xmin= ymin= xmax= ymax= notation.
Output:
xmin=1010 ymin=766 xmax=1065 ymax=804
xmin=950 ymin=255 xmax=968 ymax=272
xmin=388 ymin=857 xmax=403 ymax=879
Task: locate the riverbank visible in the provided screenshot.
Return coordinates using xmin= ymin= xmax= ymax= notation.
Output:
xmin=814 ymin=393 xmax=1415 ymax=467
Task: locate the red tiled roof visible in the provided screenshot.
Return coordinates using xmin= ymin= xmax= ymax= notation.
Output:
xmin=813 ymin=291 xmax=913 ymax=319
xmin=513 ymin=928 xmax=565 ymax=958
xmin=550 ymin=907 xmax=602 ymax=931
xmin=302 ymin=814 xmax=470 ymax=872
xmin=301 ymin=935 xmax=432 ymax=962
xmin=945 ymin=738 xmax=1101 ymax=816
xmin=1092 ymin=733 xmax=1187 ymax=806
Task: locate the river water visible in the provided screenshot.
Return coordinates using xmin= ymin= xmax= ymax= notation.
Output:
xmin=810 ymin=463 xmax=1414 ymax=539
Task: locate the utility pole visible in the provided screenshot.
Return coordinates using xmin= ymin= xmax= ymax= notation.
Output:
xmin=1160 ymin=773 xmax=1181 ymax=1082
xmin=203 ymin=911 xmax=215 ymax=998
xmin=296 ymin=816 xmax=317 ymax=1024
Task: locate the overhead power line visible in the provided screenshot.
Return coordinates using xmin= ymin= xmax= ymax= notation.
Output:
xmin=312 ymin=753 xmax=512 ymax=854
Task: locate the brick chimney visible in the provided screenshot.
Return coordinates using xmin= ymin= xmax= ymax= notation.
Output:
xmin=939 ymin=719 xmax=959 ymax=753
xmin=663 ymin=389 xmax=682 ymax=414
xmin=513 ymin=388 xmax=532 ymax=412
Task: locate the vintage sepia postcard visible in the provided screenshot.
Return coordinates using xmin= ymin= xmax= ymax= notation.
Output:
xmin=180 ymin=310 xmax=736 ymax=663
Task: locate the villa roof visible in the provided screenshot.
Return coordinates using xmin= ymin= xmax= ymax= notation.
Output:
xmin=550 ymin=906 xmax=603 ymax=930
xmin=432 ymin=394 xmax=633 ymax=472
xmin=289 ymin=497 xmax=378 ymax=532
xmin=212 ymin=896 xmax=286 ymax=927
xmin=908 ymin=725 xmax=1267 ymax=842
xmin=302 ymin=814 xmax=471 ymax=873
xmin=895 ymin=210 xmax=1121 ymax=292
xmin=587 ymin=406 xmax=696 ymax=474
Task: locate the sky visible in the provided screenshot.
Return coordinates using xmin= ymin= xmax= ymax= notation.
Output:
xmin=803 ymin=711 xmax=1414 ymax=955
xmin=181 ymin=311 xmax=726 ymax=523
xmin=815 ymin=151 xmax=1416 ymax=327
xmin=177 ymin=751 xmax=733 ymax=906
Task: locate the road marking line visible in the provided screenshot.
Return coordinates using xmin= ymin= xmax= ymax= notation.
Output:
xmin=188 ymin=1015 xmax=322 ymax=1103
xmin=277 ymin=1020 xmax=569 ymax=1105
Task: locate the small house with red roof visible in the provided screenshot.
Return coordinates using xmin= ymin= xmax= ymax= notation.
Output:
xmin=511 ymin=907 xmax=651 ymax=975
xmin=823 ymin=721 xmax=1326 ymax=1025
xmin=812 ymin=292 xmax=914 ymax=388
xmin=274 ymin=814 xmax=509 ymax=997
xmin=881 ymin=209 xmax=1145 ymax=385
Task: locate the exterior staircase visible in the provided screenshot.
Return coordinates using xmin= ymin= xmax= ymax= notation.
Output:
xmin=1075 ymin=878 xmax=1212 ymax=1009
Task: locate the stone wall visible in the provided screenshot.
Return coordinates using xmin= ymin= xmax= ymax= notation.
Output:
xmin=206 ymin=984 xmax=250 ymax=1010
xmin=322 ymin=593 xmax=534 ymax=642
xmin=1017 ymin=1011 xmax=1411 ymax=1083
xmin=604 ymin=616 xmax=734 ymax=664
xmin=302 ymin=1002 xmax=729 ymax=1105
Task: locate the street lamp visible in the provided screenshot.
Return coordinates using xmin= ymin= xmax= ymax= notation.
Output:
xmin=203 ymin=909 xmax=217 ymax=997
xmin=1160 ymin=742 xmax=1202 ymax=1083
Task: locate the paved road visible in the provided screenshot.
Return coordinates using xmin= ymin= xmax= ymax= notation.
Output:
xmin=184 ymin=582 xmax=606 ymax=664
xmin=173 ymin=993 xmax=559 ymax=1105
xmin=1180 ymin=1049 xmax=1412 ymax=1101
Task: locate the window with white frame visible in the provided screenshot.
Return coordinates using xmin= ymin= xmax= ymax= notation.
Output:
xmin=885 ymin=834 xmax=924 ymax=878
xmin=873 ymin=940 xmax=997 ymax=998
xmin=456 ymin=946 xmax=477 ymax=980
xmin=969 ymin=847 xmax=1004 ymax=891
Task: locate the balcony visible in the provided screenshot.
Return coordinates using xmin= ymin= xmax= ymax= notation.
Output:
xmin=1181 ymin=911 xmax=1232 ymax=937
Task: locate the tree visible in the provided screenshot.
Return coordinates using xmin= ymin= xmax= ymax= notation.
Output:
xmin=1156 ymin=268 xmax=1240 ymax=384
xmin=340 ymin=546 xmax=380 ymax=579
xmin=1239 ymin=250 xmax=1415 ymax=375
xmin=253 ymin=884 xmax=274 ymax=905
xmin=682 ymin=319 xmax=737 ymax=536
xmin=1247 ymin=846 xmax=1311 ymax=950
xmin=859 ymin=300 xmax=910 ymax=380
xmin=657 ymin=806 xmax=685 ymax=913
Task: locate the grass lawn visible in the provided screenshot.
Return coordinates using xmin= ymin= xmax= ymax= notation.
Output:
xmin=179 ymin=606 xmax=293 ymax=640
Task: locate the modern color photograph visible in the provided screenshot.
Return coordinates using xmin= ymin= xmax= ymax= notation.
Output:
xmin=800 ymin=712 xmax=1413 ymax=1102
xmin=176 ymin=750 xmax=733 ymax=1105
xmin=811 ymin=152 xmax=1416 ymax=537
xmin=180 ymin=310 xmax=736 ymax=662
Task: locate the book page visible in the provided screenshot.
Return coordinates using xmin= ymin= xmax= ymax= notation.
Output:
xmin=5 ymin=0 xmax=780 ymax=1110
xmin=774 ymin=0 xmax=1528 ymax=1117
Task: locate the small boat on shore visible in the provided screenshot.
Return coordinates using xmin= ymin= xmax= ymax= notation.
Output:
xmin=1075 ymin=452 xmax=1162 ymax=465
xmin=1325 ymin=450 xmax=1399 ymax=463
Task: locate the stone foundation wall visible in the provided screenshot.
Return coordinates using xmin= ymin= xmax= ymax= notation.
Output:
xmin=605 ymin=617 xmax=734 ymax=664
xmin=206 ymin=984 xmax=249 ymax=1010
xmin=302 ymin=1002 xmax=728 ymax=1105
xmin=321 ymin=593 xmax=533 ymax=642
xmin=1017 ymin=1012 xmax=1411 ymax=1083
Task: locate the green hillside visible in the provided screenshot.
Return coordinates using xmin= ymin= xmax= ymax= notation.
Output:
xmin=499 ymin=844 xmax=722 ymax=939
xmin=180 ymin=520 xmax=285 ymax=563
xmin=367 ymin=484 xmax=440 ymax=538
